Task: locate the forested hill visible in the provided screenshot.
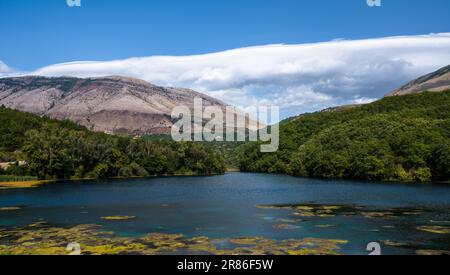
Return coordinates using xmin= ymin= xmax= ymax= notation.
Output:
xmin=0 ymin=106 xmax=86 ymax=155
xmin=238 ymin=91 xmax=450 ymax=182
xmin=0 ymin=106 xmax=226 ymax=180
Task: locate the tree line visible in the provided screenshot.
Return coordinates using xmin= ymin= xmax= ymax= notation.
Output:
xmin=0 ymin=106 xmax=226 ymax=180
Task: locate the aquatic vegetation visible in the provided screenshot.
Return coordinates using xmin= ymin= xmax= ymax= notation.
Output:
xmin=0 ymin=207 xmax=22 ymax=211
xmin=256 ymin=203 xmax=432 ymax=222
xmin=402 ymin=211 xmax=423 ymax=216
xmin=0 ymin=223 xmax=348 ymax=255
xmin=274 ymin=224 xmax=301 ymax=230
xmin=382 ymin=240 xmax=410 ymax=247
xmin=27 ymin=221 xmax=48 ymax=228
xmin=361 ymin=211 xmax=396 ymax=219
xmin=229 ymin=237 xmax=268 ymax=245
xmin=101 ymin=216 xmax=136 ymax=221
xmin=416 ymin=226 xmax=450 ymax=234
xmin=0 ymin=180 xmax=49 ymax=189
xmin=255 ymin=205 xmax=291 ymax=210
xmin=315 ymin=224 xmax=335 ymax=228
xmin=285 ymin=238 xmax=348 ymax=255
xmin=416 ymin=250 xmax=450 ymax=255
xmin=257 ymin=203 xmax=350 ymax=218
xmin=381 ymin=239 xmax=450 ymax=255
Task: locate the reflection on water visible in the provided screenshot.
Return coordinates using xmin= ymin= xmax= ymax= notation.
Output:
xmin=0 ymin=173 xmax=449 ymax=255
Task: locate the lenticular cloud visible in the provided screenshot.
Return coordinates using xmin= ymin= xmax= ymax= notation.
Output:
xmin=10 ymin=33 xmax=450 ymax=117
xmin=0 ymin=61 xmax=16 ymax=77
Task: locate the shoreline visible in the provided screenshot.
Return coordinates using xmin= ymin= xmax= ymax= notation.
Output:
xmin=0 ymin=171 xmax=447 ymax=190
xmin=0 ymin=172 xmax=226 ymax=189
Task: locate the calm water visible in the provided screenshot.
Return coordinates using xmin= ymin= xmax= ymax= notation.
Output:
xmin=1 ymin=173 xmax=450 ymax=255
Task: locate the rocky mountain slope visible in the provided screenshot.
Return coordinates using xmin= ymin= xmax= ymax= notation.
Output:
xmin=0 ymin=76 xmax=228 ymax=135
xmin=386 ymin=64 xmax=450 ymax=96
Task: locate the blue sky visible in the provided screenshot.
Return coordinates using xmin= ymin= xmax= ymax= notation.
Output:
xmin=1 ymin=0 xmax=450 ymax=117
xmin=1 ymin=0 xmax=450 ymax=70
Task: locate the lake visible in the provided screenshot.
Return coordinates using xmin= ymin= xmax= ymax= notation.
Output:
xmin=1 ymin=173 xmax=449 ymax=255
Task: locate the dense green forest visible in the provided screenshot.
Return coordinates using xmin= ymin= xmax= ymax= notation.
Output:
xmin=0 ymin=106 xmax=226 ymax=180
xmin=238 ymin=91 xmax=450 ymax=182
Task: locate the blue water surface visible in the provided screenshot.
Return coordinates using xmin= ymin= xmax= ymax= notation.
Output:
xmin=1 ymin=173 xmax=449 ymax=254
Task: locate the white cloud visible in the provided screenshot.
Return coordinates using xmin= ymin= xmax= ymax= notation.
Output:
xmin=0 ymin=61 xmax=16 ymax=77
xmin=350 ymin=96 xmax=378 ymax=105
xmin=6 ymin=33 xmax=450 ymax=118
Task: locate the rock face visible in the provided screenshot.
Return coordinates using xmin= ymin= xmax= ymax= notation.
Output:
xmin=0 ymin=76 xmax=227 ymax=135
xmin=386 ymin=65 xmax=450 ymax=97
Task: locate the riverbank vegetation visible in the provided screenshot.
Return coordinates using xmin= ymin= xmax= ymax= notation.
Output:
xmin=237 ymin=91 xmax=450 ymax=182
xmin=0 ymin=222 xmax=347 ymax=255
xmin=0 ymin=106 xmax=226 ymax=180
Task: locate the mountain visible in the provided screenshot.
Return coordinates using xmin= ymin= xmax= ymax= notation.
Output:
xmin=0 ymin=76 xmax=227 ymax=135
xmin=387 ymin=65 xmax=450 ymax=96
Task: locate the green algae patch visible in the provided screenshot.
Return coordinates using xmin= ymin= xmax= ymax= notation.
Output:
xmin=101 ymin=216 xmax=136 ymax=221
xmin=229 ymin=237 xmax=267 ymax=246
xmin=285 ymin=238 xmax=348 ymax=256
xmin=274 ymin=224 xmax=301 ymax=230
xmin=0 ymin=180 xmax=51 ymax=189
xmin=416 ymin=250 xmax=450 ymax=255
xmin=315 ymin=224 xmax=336 ymax=228
xmin=416 ymin=226 xmax=450 ymax=234
xmin=255 ymin=205 xmax=292 ymax=210
xmin=256 ymin=203 xmax=432 ymax=222
xmin=82 ymin=243 xmax=148 ymax=255
xmin=257 ymin=203 xmax=356 ymax=218
xmin=0 ymin=223 xmax=348 ymax=255
xmin=0 ymin=207 xmax=22 ymax=211
xmin=382 ymin=240 xmax=410 ymax=248
xmin=361 ymin=211 xmax=397 ymax=219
